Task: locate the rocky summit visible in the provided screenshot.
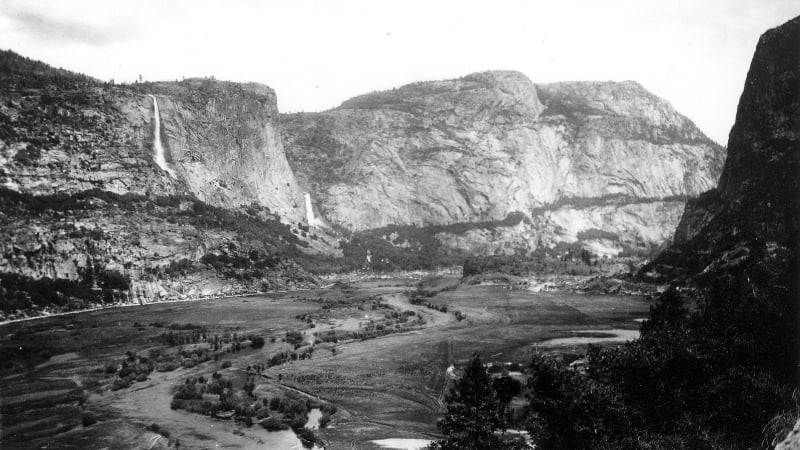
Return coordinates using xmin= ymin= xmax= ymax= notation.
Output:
xmin=281 ymin=71 xmax=724 ymax=256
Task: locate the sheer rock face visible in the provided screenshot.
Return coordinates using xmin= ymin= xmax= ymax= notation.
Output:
xmin=0 ymin=55 xmax=315 ymax=312
xmin=149 ymin=80 xmax=305 ymax=222
xmin=670 ymin=16 xmax=799 ymax=265
xmin=282 ymin=71 xmax=724 ymax=253
xmin=0 ymin=73 xmax=305 ymax=223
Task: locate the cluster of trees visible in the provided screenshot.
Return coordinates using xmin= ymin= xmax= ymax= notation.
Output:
xmin=522 ymin=265 xmax=795 ymax=448
xmin=265 ymin=347 xmax=314 ymax=367
xmin=462 ymin=250 xmax=607 ymax=278
xmin=438 ymin=245 xmax=797 ymax=448
xmin=311 ymin=321 xmax=420 ymax=345
xmin=432 ymin=354 xmax=524 ymax=449
xmin=0 ymin=49 xmax=97 ymax=90
xmin=157 ymin=328 xmax=207 ymax=346
xmin=171 ymin=371 xmax=332 ymax=446
xmin=0 ymin=183 xmax=307 ymax=262
xmin=335 ymin=213 xmax=528 ymax=273
xmin=0 ymin=270 xmax=129 ymax=314
xmin=170 ymin=372 xmax=235 ymax=415
xmin=198 ymin=251 xmax=288 ymax=281
xmin=108 ymin=351 xmax=155 ymax=390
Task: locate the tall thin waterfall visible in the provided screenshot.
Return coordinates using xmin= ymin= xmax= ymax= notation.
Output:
xmin=304 ymin=192 xmax=325 ymax=228
xmin=150 ymin=95 xmax=176 ymax=178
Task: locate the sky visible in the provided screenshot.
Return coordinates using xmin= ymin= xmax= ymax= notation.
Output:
xmin=0 ymin=0 xmax=796 ymax=144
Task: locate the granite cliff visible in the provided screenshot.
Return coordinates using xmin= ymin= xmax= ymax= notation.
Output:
xmin=282 ymin=71 xmax=724 ymax=257
xmin=0 ymin=51 xmax=321 ymax=319
xmin=655 ymin=15 xmax=799 ymax=277
xmin=636 ymin=16 xmax=798 ymax=447
xmin=0 ymin=57 xmax=306 ymax=221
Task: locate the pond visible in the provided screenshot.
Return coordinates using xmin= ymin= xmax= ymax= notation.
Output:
xmin=371 ymin=438 xmax=433 ymax=449
xmin=539 ymin=328 xmax=640 ymax=346
xmin=258 ymin=409 xmax=323 ymax=450
xmin=306 ymin=408 xmax=322 ymax=430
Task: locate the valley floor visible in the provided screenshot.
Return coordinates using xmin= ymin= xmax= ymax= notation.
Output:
xmin=0 ymin=275 xmax=652 ymax=449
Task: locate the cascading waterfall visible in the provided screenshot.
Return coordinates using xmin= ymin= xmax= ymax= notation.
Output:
xmin=150 ymin=95 xmax=176 ymax=178
xmin=304 ymin=192 xmax=325 ymax=228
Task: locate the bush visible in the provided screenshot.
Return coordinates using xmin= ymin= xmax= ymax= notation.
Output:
xmin=250 ymin=336 xmax=265 ymax=349
xmin=221 ymin=360 xmax=232 ymax=369
xmin=285 ymin=330 xmax=303 ymax=344
xmin=111 ymin=377 xmax=131 ymax=391
xmin=295 ymin=427 xmax=317 ymax=447
xmin=156 ymin=361 xmax=179 ymax=372
xmin=147 ymin=423 xmax=170 ymax=438
xmin=318 ymin=412 xmax=331 ymax=428
xmin=261 ymin=417 xmax=289 ymax=431
xmin=270 ymin=397 xmax=281 ymax=410
xmin=255 ymin=407 xmax=271 ymax=420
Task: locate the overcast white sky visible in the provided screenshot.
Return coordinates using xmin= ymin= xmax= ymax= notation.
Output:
xmin=0 ymin=0 xmax=796 ymax=144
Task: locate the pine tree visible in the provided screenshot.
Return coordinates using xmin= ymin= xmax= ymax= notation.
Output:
xmin=493 ymin=375 xmax=521 ymax=432
xmin=432 ymin=353 xmax=502 ymax=449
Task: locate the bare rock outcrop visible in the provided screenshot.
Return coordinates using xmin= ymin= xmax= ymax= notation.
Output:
xmin=658 ymin=15 xmax=800 ymax=276
xmin=282 ymin=71 xmax=724 ymax=254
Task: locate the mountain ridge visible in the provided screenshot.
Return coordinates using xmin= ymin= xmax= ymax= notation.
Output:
xmin=282 ymin=71 xmax=724 ymax=258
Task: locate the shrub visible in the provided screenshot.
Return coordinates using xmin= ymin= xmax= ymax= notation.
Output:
xmin=156 ymin=361 xmax=179 ymax=372
xmin=295 ymin=427 xmax=317 ymax=447
xmin=250 ymin=336 xmax=265 ymax=349
xmin=111 ymin=377 xmax=131 ymax=391
xmin=261 ymin=417 xmax=289 ymax=431
xmin=318 ymin=412 xmax=331 ymax=428
xmin=255 ymin=407 xmax=271 ymax=420
xmin=147 ymin=423 xmax=170 ymax=438
xmin=270 ymin=397 xmax=281 ymax=410
xmin=285 ymin=330 xmax=303 ymax=344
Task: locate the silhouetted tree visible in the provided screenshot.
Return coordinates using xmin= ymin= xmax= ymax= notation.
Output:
xmin=492 ymin=375 xmax=521 ymax=431
xmin=431 ymin=353 xmax=503 ymax=449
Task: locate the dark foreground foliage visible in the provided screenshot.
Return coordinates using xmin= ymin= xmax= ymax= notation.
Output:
xmin=524 ymin=243 xmax=798 ymax=449
xmin=431 ymin=354 xmax=528 ymax=450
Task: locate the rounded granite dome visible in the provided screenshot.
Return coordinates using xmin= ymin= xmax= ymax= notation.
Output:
xmin=338 ymin=70 xmax=543 ymax=123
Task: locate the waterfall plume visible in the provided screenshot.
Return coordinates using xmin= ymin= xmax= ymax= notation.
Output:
xmin=150 ymin=95 xmax=176 ymax=178
xmin=304 ymin=192 xmax=325 ymax=228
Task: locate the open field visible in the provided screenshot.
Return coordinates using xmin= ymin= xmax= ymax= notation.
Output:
xmin=0 ymin=276 xmax=651 ymax=449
